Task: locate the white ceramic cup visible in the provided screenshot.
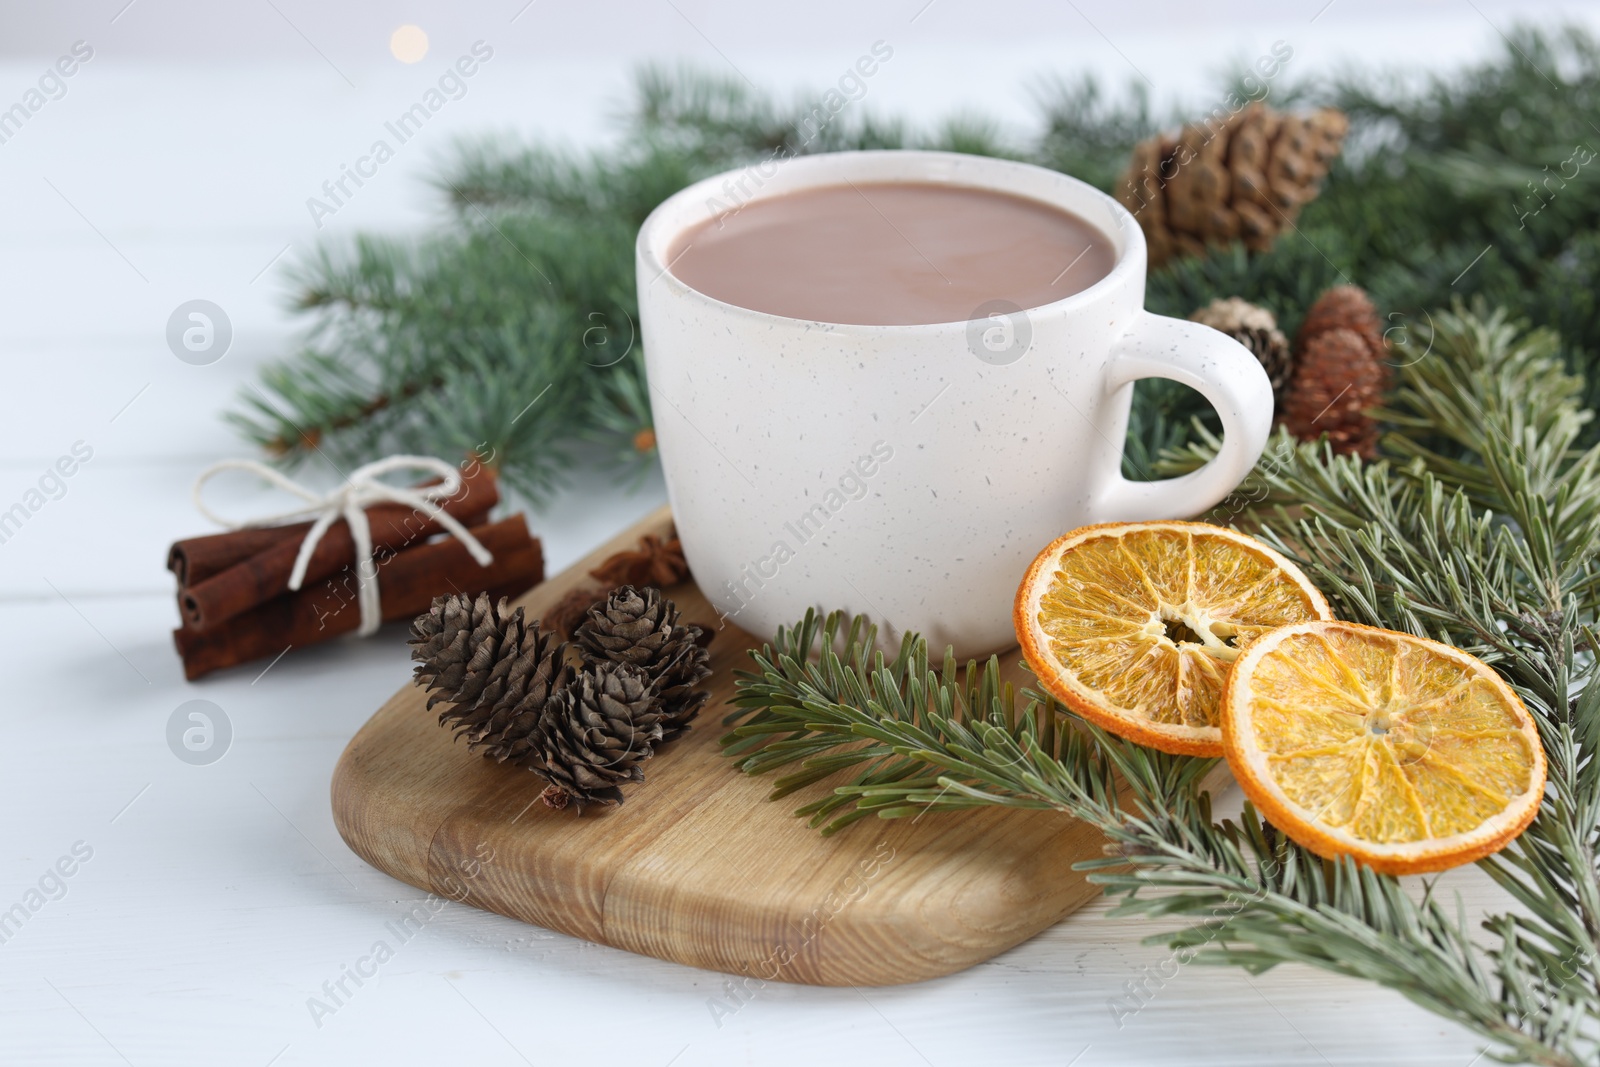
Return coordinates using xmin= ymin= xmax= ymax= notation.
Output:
xmin=636 ymin=150 xmax=1272 ymax=656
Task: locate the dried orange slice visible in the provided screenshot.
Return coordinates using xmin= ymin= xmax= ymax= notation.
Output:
xmin=1015 ymin=521 xmax=1332 ymax=756
xmin=1222 ymin=620 xmax=1546 ymax=874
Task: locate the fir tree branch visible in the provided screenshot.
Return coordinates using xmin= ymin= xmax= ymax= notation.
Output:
xmin=724 ymin=307 xmax=1600 ymax=1064
xmin=725 ymin=610 xmax=1594 ymax=1065
xmin=230 ymin=27 xmax=1600 ymax=501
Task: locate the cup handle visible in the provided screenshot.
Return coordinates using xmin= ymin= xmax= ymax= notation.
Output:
xmin=1093 ymin=310 xmax=1274 ymax=522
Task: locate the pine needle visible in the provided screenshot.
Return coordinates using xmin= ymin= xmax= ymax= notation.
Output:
xmin=230 ymin=27 xmax=1600 ymax=506
xmin=725 ymin=307 xmax=1600 ymax=1066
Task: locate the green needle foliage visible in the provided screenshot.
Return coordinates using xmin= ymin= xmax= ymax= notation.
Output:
xmin=225 ymin=64 xmax=1010 ymax=500
xmin=231 ymin=27 xmax=1600 ymax=500
xmin=723 ymin=306 xmax=1600 ymax=1066
xmin=222 ymin=22 xmax=1600 ymax=1058
xmin=226 ymin=151 xmax=673 ymax=502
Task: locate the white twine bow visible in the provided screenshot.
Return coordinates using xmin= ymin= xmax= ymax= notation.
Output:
xmin=193 ymin=455 xmax=493 ymax=637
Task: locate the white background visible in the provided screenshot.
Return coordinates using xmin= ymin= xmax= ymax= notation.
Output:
xmin=1 ymin=1 xmax=1596 ymax=1064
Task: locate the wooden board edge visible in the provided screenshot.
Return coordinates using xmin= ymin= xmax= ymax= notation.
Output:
xmin=329 ymin=502 xmax=1249 ymax=986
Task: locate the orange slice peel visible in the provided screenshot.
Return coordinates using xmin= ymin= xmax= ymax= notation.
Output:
xmin=1014 ymin=521 xmax=1333 ymax=756
xmin=1221 ymin=619 xmax=1546 ymax=875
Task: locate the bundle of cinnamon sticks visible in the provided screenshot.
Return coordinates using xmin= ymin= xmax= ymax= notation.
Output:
xmin=169 ymin=465 xmax=543 ymax=680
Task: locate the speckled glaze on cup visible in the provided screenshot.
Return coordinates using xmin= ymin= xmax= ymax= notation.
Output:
xmin=637 ymin=150 xmax=1273 ymax=656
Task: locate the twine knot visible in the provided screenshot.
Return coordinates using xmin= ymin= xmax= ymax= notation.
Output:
xmin=193 ymin=455 xmax=492 ymax=636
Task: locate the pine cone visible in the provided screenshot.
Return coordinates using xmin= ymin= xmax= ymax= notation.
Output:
xmin=1117 ymin=104 xmax=1348 ymax=269
xmin=409 ymin=593 xmax=571 ymax=763
xmin=1281 ymin=327 xmax=1387 ymax=457
xmin=589 ymin=534 xmax=690 ymax=589
xmin=1296 ymin=284 xmax=1385 ymax=359
xmin=574 ymin=586 xmax=712 ymax=740
xmin=1191 ymin=297 xmax=1293 ymax=406
xmin=1281 ymin=286 xmax=1390 ymax=458
xmin=532 ymin=662 xmax=664 ymax=811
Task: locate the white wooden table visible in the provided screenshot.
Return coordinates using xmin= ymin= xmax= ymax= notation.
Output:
xmin=0 ymin=3 xmax=1573 ymax=1062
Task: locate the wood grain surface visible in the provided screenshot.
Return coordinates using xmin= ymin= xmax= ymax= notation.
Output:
xmin=331 ymin=504 xmax=1129 ymax=986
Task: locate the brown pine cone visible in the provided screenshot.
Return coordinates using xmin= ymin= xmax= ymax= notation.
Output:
xmin=1280 ymin=285 xmax=1390 ymax=457
xmin=1296 ymin=284 xmax=1385 ymax=360
xmin=589 ymin=534 xmax=690 ymax=589
xmin=532 ymin=662 xmax=663 ymax=811
xmin=1191 ymin=297 xmax=1293 ymax=406
xmin=1117 ymin=103 xmax=1349 ymax=269
xmin=1281 ymin=327 xmax=1387 ymax=458
xmin=409 ymin=593 xmax=571 ymax=763
xmin=574 ymin=586 xmax=712 ymax=740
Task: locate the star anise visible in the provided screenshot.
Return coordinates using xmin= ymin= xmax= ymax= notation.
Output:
xmin=589 ymin=533 xmax=690 ymax=589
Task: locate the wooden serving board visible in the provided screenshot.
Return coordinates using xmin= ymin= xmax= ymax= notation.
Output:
xmin=331 ymin=505 xmax=1122 ymax=986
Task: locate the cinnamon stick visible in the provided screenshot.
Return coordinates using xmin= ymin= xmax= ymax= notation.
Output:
xmin=178 ymin=465 xmax=499 ymax=632
xmin=173 ymin=515 xmax=543 ymax=680
xmin=168 ymin=524 xmax=309 ymax=586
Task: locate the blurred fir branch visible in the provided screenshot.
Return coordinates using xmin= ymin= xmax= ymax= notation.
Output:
xmin=724 ymin=306 xmax=1600 ymax=1066
xmin=230 ymin=25 xmax=1600 ymax=503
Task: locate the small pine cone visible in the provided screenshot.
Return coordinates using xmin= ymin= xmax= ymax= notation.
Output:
xmin=1191 ymin=297 xmax=1293 ymax=406
xmin=409 ymin=593 xmax=571 ymax=763
xmin=574 ymin=586 xmax=712 ymax=740
xmin=1281 ymin=327 xmax=1387 ymax=458
xmin=1280 ymin=285 xmax=1390 ymax=457
xmin=1296 ymin=284 xmax=1385 ymax=363
xmin=650 ymin=641 xmax=714 ymax=741
xmin=532 ymin=662 xmax=664 ymax=811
